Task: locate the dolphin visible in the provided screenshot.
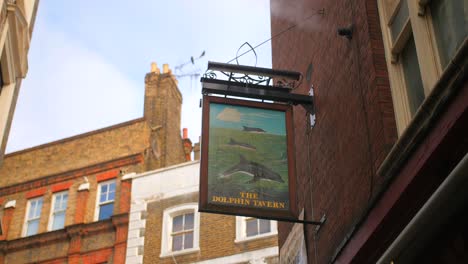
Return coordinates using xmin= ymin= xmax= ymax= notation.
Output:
xmin=242 ymin=126 xmax=266 ymax=133
xmin=226 ymin=138 xmax=256 ymax=151
xmin=219 ymin=155 xmax=284 ymax=183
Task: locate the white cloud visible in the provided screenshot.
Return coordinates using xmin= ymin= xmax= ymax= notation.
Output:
xmin=6 ymin=0 xmax=273 ymax=152
xmin=216 ymin=107 xmax=241 ymax=122
xmin=6 ymin=19 xmax=142 ymax=153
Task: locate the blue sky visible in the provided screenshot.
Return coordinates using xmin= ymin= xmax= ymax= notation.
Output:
xmin=210 ymin=103 xmax=286 ymax=135
xmin=6 ymin=0 xmax=272 ymax=152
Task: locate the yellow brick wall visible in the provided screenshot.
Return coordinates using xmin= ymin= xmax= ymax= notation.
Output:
xmin=144 ymin=73 xmax=186 ymax=170
xmin=81 ymin=232 xmax=116 ymax=252
xmin=4 ymin=239 xmax=69 ymax=263
xmin=0 ymin=120 xmax=150 ymax=187
xmin=143 ymin=193 xmax=278 ymax=264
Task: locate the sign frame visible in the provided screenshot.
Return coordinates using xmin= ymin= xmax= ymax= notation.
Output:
xmin=199 ymin=95 xmax=298 ymax=220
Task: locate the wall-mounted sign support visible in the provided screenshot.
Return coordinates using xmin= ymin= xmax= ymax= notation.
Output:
xmin=199 ymin=61 xmax=322 ymax=226
xmin=201 ymin=62 xmax=315 ymax=115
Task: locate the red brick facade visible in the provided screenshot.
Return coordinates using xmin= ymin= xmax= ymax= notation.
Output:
xmin=271 ymin=0 xmax=397 ymax=262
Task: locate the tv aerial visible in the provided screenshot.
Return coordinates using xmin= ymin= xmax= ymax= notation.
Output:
xmin=174 ymin=51 xmax=206 ymax=92
xmin=174 ymin=50 xmax=206 ymax=77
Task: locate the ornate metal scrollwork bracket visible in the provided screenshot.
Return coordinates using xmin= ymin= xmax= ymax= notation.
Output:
xmin=201 ymin=61 xmax=314 ymax=115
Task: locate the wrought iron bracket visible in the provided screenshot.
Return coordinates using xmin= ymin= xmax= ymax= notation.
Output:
xmin=269 ymin=214 xmax=326 ymax=226
xmin=199 ymin=209 xmax=326 ymax=226
xmin=201 ymin=62 xmax=315 ymax=115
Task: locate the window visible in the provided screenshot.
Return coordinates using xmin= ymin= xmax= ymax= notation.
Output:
xmin=160 ymin=204 xmax=200 ymax=257
xmin=246 ymin=217 xmax=271 ymax=236
xmin=49 ymin=191 xmax=68 ymax=231
xmin=24 ymin=197 xmax=43 ymax=236
xmin=95 ymin=180 xmax=116 ymax=221
xmin=430 ymin=0 xmax=467 ymax=68
xmin=171 ymin=212 xmax=194 ymax=251
xmin=235 ymin=216 xmax=277 ymax=242
xmin=400 ymin=36 xmax=425 ymax=115
xmin=377 ymin=0 xmax=467 ymax=133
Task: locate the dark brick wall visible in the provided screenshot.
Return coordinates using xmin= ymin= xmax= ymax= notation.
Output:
xmin=270 ymin=0 xmax=397 ymax=262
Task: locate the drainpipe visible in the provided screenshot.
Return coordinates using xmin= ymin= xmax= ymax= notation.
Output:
xmin=377 ymin=152 xmax=468 ymax=263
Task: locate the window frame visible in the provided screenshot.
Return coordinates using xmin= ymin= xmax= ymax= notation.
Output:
xmin=23 ymin=196 xmax=43 ymax=237
xmin=377 ymin=0 xmax=449 ymax=134
xmin=160 ymin=203 xmax=200 ymax=258
xmin=48 ymin=190 xmax=68 ymax=231
xmin=170 ymin=212 xmax=195 ymax=251
xmin=235 ymin=216 xmax=277 ymax=243
xmin=94 ymin=179 xmax=116 ymax=221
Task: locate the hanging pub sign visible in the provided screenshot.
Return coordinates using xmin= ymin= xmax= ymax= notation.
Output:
xmin=199 ymin=95 xmax=298 ymax=220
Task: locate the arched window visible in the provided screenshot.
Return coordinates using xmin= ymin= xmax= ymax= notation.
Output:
xmin=160 ymin=203 xmax=200 ymax=257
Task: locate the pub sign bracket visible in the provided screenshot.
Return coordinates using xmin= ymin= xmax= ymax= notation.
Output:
xmin=201 ymin=61 xmax=315 ymax=115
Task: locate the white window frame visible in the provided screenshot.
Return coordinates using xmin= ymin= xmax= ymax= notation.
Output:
xmin=23 ymin=196 xmax=43 ymax=237
xmin=235 ymin=216 xmax=277 ymax=243
xmin=160 ymin=203 xmax=200 ymax=258
xmin=48 ymin=191 xmax=68 ymax=231
xmin=94 ymin=179 xmax=116 ymax=221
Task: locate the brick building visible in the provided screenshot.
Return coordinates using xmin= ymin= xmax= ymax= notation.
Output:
xmin=0 ymin=0 xmax=39 ymax=165
xmin=270 ymin=0 xmax=467 ymax=263
xmin=0 ymin=64 xmax=191 ymax=263
xmin=125 ymin=160 xmax=279 ymax=264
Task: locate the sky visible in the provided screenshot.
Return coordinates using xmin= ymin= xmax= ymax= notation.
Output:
xmin=210 ymin=104 xmax=286 ymax=135
xmin=6 ymin=0 xmax=272 ymax=153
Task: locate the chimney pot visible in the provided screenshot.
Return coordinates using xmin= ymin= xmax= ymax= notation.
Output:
xmin=183 ymin=128 xmax=188 ymax=139
xmin=151 ymin=62 xmax=160 ymax=73
xmin=163 ymin=64 xmax=171 ymax=74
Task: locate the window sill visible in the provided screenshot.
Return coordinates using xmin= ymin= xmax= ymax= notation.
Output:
xmin=159 ymin=247 xmax=200 ymax=258
xmin=235 ymin=232 xmax=277 ymax=243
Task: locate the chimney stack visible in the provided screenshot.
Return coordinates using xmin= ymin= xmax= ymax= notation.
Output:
xmin=193 ymin=141 xmax=200 ymax=161
xmin=144 ymin=61 xmax=184 ymax=169
xmin=182 ymin=128 xmax=193 ymax=162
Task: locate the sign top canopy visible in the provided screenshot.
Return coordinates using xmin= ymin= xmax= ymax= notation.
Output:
xmin=201 ymin=61 xmax=315 ymax=114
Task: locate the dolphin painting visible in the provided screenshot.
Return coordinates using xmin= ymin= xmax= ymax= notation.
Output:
xmin=226 ymin=138 xmax=256 ymax=151
xmin=219 ymin=155 xmax=284 ymax=183
xmin=242 ymin=126 xmax=266 ymax=133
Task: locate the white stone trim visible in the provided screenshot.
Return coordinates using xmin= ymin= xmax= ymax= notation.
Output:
xmin=122 ymin=172 xmax=136 ymax=181
xmin=126 ymin=199 xmax=147 ymax=264
xmin=194 ymin=246 xmax=278 ymax=264
xmin=78 ymin=182 xmax=90 ymax=191
xmin=128 ymin=219 xmax=146 ymax=230
xmin=4 ymin=200 xmax=16 ymax=208
xmin=129 ymin=160 xmax=199 ymax=180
